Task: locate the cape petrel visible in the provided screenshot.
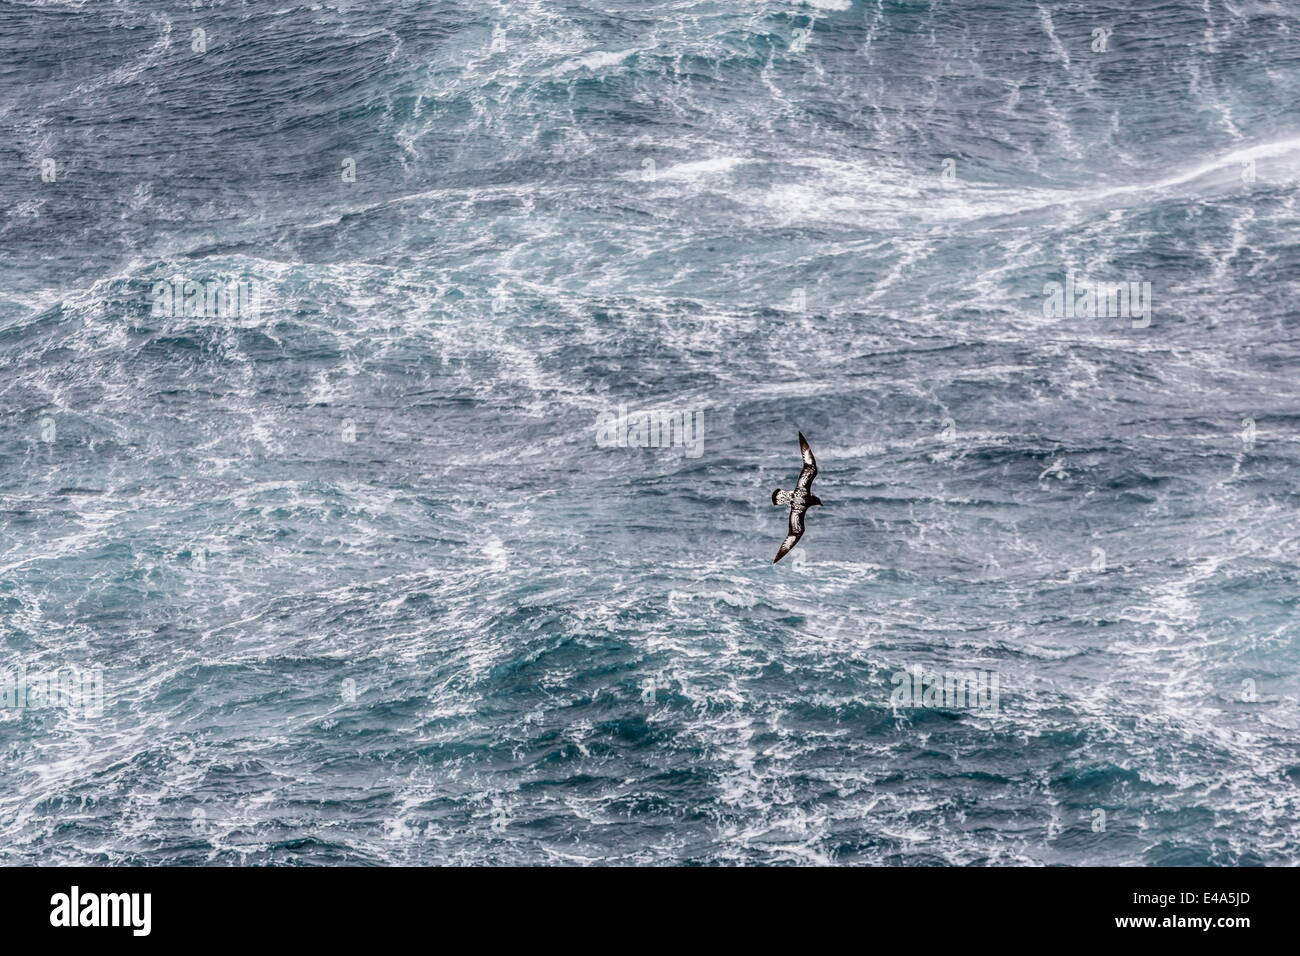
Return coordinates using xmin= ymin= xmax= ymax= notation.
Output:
xmin=770 ymin=431 xmax=822 ymax=563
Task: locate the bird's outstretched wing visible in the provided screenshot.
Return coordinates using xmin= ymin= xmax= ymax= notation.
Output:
xmin=795 ymin=431 xmax=817 ymax=493
xmin=773 ymin=432 xmax=817 ymax=562
xmin=773 ymin=532 xmax=801 ymax=563
xmin=774 ymin=505 xmax=807 ymax=563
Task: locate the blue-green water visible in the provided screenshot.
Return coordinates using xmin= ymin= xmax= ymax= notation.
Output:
xmin=0 ymin=0 xmax=1297 ymax=865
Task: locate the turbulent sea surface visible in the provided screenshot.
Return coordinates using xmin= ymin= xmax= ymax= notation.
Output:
xmin=1 ymin=0 xmax=1298 ymax=865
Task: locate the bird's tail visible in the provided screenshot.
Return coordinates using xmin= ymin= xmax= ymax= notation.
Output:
xmin=772 ymin=489 xmax=791 ymax=505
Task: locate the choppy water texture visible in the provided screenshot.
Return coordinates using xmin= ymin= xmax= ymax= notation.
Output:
xmin=1 ymin=0 xmax=1299 ymax=866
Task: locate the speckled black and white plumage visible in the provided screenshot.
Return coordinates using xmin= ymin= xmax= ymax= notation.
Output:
xmin=772 ymin=432 xmax=821 ymax=563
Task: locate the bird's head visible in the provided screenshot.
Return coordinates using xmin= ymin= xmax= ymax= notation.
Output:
xmin=808 ymin=495 xmax=823 ymax=507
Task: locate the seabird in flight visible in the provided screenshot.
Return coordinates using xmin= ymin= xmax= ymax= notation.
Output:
xmin=770 ymin=431 xmax=822 ymax=563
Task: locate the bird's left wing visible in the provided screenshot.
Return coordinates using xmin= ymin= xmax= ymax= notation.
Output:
xmin=795 ymin=431 xmax=817 ymax=493
xmin=773 ymin=532 xmax=801 ymax=563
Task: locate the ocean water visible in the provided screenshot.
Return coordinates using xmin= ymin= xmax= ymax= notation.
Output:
xmin=1 ymin=0 xmax=1298 ymax=866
